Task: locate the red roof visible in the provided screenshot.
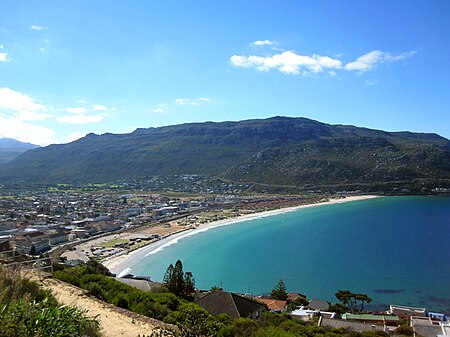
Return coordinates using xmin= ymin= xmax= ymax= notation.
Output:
xmin=256 ymin=298 xmax=287 ymax=311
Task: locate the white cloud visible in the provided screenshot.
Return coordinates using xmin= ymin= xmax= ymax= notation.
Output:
xmin=0 ymin=115 xmax=56 ymax=146
xmin=0 ymin=52 xmax=7 ymax=62
xmin=66 ymin=131 xmax=87 ymax=143
xmin=344 ymin=50 xmax=417 ymax=72
xmin=92 ymin=104 xmax=107 ymax=111
xmin=76 ymin=99 xmax=88 ymax=104
xmin=59 ymin=105 xmax=107 ymax=124
xmin=175 ymin=98 xmax=210 ymax=105
xmin=175 ymin=98 xmax=187 ymax=105
xmin=251 ymin=40 xmax=275 ymax=46
xmin=0 ymin=87 xmax=50 ymax=121
xmin=230 ymin=51 xmax=342 ymax=75
xmin=231 ymin=48 xmax=417 ymax=75
xmin=151 ymin=104 xmax=166 ymax=113
xmin=57 ymin=114 xmax=103 ymax=124
xmin=65 ymin=107 xmax=87 ymax=115
xmin=31 ymin=25 xmax=47 ymax=31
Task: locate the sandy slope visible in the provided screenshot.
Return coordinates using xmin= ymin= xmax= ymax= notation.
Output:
xmin=38 ymin=276 xmax=171 ymax=337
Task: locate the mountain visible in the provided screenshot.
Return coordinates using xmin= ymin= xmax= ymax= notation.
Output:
xmin=0 ymin=138 xmax=40 ymax=165
xmin=0 ymin=117 xmax=449 ymax=192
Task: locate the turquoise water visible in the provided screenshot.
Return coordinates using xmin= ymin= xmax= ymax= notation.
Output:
xmin=126 ymin=197 xmax=450 ymax=313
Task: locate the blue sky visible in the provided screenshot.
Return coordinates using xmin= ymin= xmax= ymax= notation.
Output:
xmin=0 ymin=0 xmax=449 ymax=145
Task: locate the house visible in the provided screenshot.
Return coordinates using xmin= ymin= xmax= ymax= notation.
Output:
xmin=411 ymin=316 xmax=444 ymax=337
xmin=291 ymin=308 xmax=317 ymax=321
xmin=389 ymin=304 xmax=426 ymax=318
xmin=319 ymin=317 xmax=388 ymax=333
xmin=195 ymin=291 xmax=265 ymax=319
xmin=308 ymin=300 xmax=330 ymax=311
xmin=342 ymin=313 xmax=400 ymax=327
xmin=256 ymin=298 xmax=287 ymax=313
xmin=438 ymin=322 xmax=450 ymax=337
xmin=429 ymin=312 xmax=447 ymax=322
xmin=49 ymin=231 xmax=69 ymax=246
xmin=292 ymin=308 xmax=336 ymax=321
xmin=287 ymin=292 xmax=307 ymax=302
xmin=11 ymin=231 xmax=50 ymax=255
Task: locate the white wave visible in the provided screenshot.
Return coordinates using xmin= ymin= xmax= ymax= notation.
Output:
xmin=116 ymin=267 xmax=132 ymax=278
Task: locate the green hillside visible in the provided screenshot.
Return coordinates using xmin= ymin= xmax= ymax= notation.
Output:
xmin=0 ymin=116 xmax=449 ymax=191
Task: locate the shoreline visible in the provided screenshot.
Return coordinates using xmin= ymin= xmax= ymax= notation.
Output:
xmin=102 ymin=194 xmax=380 ymax=276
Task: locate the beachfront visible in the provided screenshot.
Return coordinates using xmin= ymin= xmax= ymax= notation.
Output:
xmin=102 ymin=195 xmax=379 ymax=276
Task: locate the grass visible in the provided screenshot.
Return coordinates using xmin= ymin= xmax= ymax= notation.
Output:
xmin=100 ymin=238 xmax=128 ymax=247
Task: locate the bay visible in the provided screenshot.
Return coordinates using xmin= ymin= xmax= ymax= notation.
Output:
xmin=125 ymin=196 xmax=450 ymax=313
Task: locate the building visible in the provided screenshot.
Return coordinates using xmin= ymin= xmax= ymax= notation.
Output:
xmin=389 ymin=304 xmax=426 ymax=318
xmin=308 ymin=300 xmax=330 ymax=311
xmin=411 ymin=316 xmax=444 ymax=337
xmin=255 ymin=298 xmax=287 ymax=313
xmin=11 ymin=231 xmax=50 ymax=255
xmin=48 ymin=231 xmax=69 ymax=246
xmin=195 ymin=291 xmax=265 ymax=319
xmin=342 ymin=313 xmax=400 ymax=327
xmin=319 ymin=317 xmax=388 ymax=333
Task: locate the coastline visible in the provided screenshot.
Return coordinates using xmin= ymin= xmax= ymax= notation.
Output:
xmin=102 ymin=194 xmax=380 ymax=276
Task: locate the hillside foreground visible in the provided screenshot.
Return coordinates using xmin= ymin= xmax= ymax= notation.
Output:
xmin=35 ymin=275 xmax=170 ymax=337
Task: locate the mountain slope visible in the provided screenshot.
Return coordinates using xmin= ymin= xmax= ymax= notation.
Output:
xmin=0 ymin=138 xmax=40 ymax=165
xmin=0 ymin=117 xmax=449 ymax=191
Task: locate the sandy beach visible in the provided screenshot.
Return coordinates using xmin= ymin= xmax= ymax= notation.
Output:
xmin=102 ymin=195 xmax=379 ymax=275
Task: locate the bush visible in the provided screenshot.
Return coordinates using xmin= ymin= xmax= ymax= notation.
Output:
xmin=395 ymin=325 xmax=414 ymax=336
xmin=0 ymin=266 xmax=100 ymax=337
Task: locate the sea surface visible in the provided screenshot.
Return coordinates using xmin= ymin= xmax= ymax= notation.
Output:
xmin=121 ymin=196 xmax=450 ymax=313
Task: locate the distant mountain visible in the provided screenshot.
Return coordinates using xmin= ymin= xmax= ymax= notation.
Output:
xmin=0 ymin=138 xmax=40 ymax=165
xmin=0 ymin=117 xmax=449 ymax=192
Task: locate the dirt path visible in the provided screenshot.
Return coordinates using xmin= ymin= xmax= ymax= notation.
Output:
xmin=39 ymin=277 xmax=170 ymax=337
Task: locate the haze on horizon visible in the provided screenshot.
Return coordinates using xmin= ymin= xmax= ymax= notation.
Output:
xmin=0 ymin=0 xmax=449 ymax=146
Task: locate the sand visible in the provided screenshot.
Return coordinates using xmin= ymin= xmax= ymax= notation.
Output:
xmin=102 ymin=195 xmax=379 ymax=274
xmin=37 ymin=276 xmax=171 ymax=337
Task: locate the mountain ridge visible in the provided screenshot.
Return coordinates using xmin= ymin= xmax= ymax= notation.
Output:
xmin=0 ymin=138 xmax=40 ymax=165
xmin=1 ymin=116 xmax=449 ymax=191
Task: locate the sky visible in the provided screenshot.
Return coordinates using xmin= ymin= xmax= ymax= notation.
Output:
xmin=0 ymin=0 xmax=449 ymax=146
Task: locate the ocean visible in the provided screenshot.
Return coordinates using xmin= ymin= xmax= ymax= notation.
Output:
xmin=120 ymin=196 xmax=450 ymax=313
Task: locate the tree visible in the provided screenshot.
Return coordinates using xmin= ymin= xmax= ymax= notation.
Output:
xmin=163 ymin=260 xmax=195 ymax=299
xmin=174 ymin=260 xmax=185 ymax=296
xmin=335 ymin=290 xmax=372 ymax=313
xmin=184 ymin=272 xmax=195 ymax=299
xmin=271 ymin=279 xmax=288 ymax=300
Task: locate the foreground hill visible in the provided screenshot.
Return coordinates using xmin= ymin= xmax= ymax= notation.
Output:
xmin=0 ymin=137 xmax=40 ymax=165
xmin=0 ymin=116 xmax=449 ymax=191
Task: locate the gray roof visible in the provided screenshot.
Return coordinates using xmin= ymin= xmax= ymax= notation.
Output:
xmin=413 ymin=325 xmax=442 ymax=337
xmin=319 ymin=318 xmax=386 ymax=333
xmin=309 ymin=300 xmax=330 ymax=311
xmin=195 ymin=291 xmax=265 ymax=318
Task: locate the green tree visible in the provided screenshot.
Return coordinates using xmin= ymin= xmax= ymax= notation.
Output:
xmin=271 ymin=279 xmax=288 ymax=300
xmin=184 ymin=272 xmax=195 ymax=299
xmin=163 ymin=260 xmax=195 ymax=299
xmin=173 ymin=260 xmax=185 ymax=296
xmin=163 ymin=264 xmax=175 ymax=293
xmin=335 ymin=290 xmax=372 ymax=313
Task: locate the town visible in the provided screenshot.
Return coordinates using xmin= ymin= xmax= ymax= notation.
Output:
xmin=0 ymin=185 xmax=449 ymax=337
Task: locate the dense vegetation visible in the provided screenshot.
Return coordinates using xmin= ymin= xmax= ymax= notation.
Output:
xmin=0 ymin=117 xmax=449 ymax=192
xmin=0 ymin=266 xmax=100 ymax=337
xmin=53 ymin=260 xmax=401 ymax=337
